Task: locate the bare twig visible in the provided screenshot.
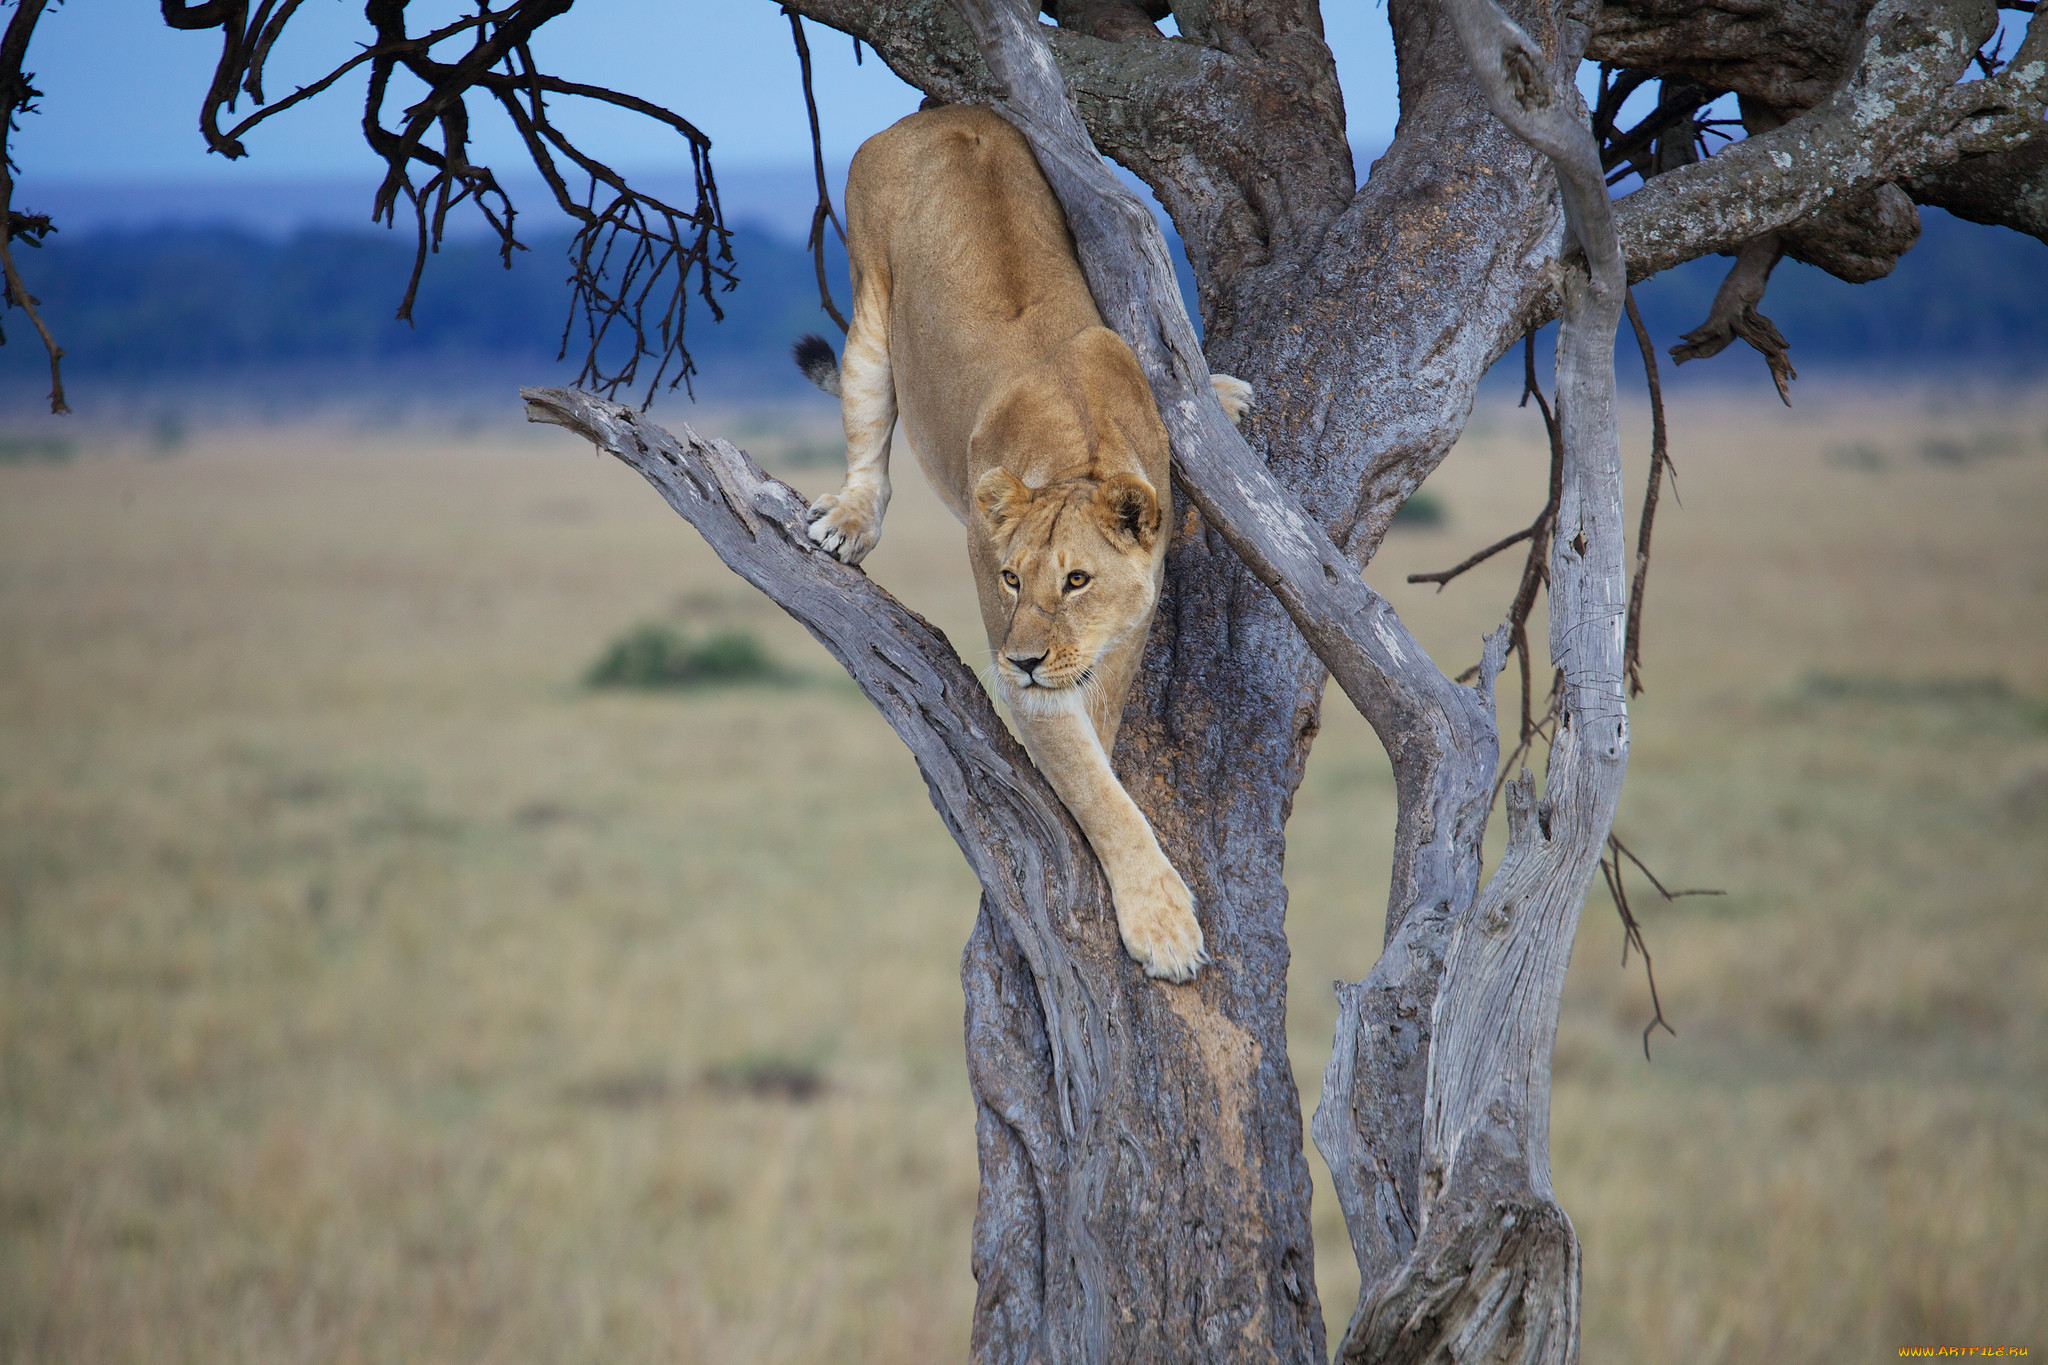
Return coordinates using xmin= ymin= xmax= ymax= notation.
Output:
xmin=787 ymin=10 xmax=850 ymax=334
xmin=1976 ymin=30 xmax=2009 ymax=76
xmin=1610 ymin=834 xmax=1726 ymax=902
xmin=1622 ymin=287 xmax=1669 ymax=696
xmin=1405 ymin=523 xmax=1536 ymax=589
xmin=166 ymin=0 xmax=737 ymax=406
xmin=1601 ymin=833 xmax=1724 ymax=1059
xmin=1598 ymin=843 xmax=1674 ymax=1059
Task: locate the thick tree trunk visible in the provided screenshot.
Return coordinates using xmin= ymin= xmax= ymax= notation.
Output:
xmin=941 ymin=2 xmax=1631 ymax=1361
xmin=945 ymin=5 xmax=1533 ymax=1358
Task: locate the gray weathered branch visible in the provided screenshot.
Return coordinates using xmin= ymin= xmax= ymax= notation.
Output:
xmin=1909 ymin=135 xmax=2048 ymax=243
xmin=1323 ymin=1 xmax=1633 ymax=1358
xmin=1612 ymin=0 xmax=2020 ymax=279
xmin=519 ymin=386 xmax=1116 ymax=1147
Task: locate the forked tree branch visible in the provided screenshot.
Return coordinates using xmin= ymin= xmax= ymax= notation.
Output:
xmin=1323 ymin=0 xmax=1632 ymax=1358
xmin=1600 ymin=833 xmax=1725 ymax=1060
xmin=1669 ymin=231 xmax=1797 ymax=403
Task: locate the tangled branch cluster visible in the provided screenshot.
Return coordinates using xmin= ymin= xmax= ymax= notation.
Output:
xmin=1592 ymin=65 xmax=1739 ymax=187
xmin=160 ymin=0 xmax=738 ymax=405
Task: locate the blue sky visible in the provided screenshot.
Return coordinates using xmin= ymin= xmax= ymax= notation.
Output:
xmin=18 ymin=2 xmax=1398 ymax=182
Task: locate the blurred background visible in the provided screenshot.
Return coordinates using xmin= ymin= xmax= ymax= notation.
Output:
xmin=1 ymin=4 xmax=2044 ymax=1362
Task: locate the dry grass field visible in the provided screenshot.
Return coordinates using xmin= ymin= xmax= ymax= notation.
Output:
xmin=1 ymin=382 xmax=2044 ymax=1363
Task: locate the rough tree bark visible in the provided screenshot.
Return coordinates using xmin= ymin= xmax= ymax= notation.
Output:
xmin=516 ymin=0 xmax=2041 ymax=1359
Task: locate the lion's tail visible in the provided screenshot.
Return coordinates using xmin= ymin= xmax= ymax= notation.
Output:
xmin=791 ymin=334 xmax=841 ymax=397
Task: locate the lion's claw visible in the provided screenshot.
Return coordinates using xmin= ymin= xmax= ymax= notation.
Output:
xmin=805 ymin=490 xmax=882 ymax=565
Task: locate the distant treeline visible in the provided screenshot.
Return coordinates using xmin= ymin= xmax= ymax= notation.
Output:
xmin=0 ymin=222 xmax=851 ymax=398
xmin=0 ymin=207 xmax=2041 ymax=400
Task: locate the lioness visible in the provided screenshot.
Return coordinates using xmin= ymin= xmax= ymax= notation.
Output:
xmin=794 ymin=105 xmax=1250 ymax=983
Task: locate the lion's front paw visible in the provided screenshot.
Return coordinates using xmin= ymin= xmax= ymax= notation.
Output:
xmin=1210 ymin=374 xmax=1255 ymax=427
xmin=1111 ymin=858 xmax=1207 ymax=983
xmin=805 ymin=488 xmax=883 ymax=565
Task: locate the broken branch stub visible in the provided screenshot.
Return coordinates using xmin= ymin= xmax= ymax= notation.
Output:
xmin=1670 ymin=232 xmax=1797 ymax=404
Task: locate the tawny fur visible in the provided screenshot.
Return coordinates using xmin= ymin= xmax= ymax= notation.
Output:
xmin=799 ymin=106 xmax=1251 ymax=983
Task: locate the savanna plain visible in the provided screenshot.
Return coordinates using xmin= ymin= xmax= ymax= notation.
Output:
xmin=2 ymin=379 xmax=2044 ymax=1364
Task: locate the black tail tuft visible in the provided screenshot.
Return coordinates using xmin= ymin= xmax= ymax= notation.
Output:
xmin=792 ymin=334 xmax=841 ymax=397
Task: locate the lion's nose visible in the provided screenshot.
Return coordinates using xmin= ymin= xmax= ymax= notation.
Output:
xmin=1008 ymin=653 xmax=1046 ymax=678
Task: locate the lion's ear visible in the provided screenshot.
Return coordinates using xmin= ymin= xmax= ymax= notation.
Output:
xmin=1094 ymin=473 xmax=1161 ymax=551
xmin=975 ymin=468 xmax=1035 ymax=540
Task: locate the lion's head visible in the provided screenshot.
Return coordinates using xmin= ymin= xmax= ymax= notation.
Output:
xmin=973 ymin=467 xmax=1162 ymax=705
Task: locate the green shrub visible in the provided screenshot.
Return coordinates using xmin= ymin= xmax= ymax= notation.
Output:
xmin=704 ymin=1055 xmax=826 ymax=1102
xmin=1391 ymin=489 xmax=1445 ymax=528
xmin=585 ymin=624 xmax=784 ymax=689
xmin=0 ymin=435 xmax=77 ymax=463
xmin=1797 ymin=672 xmax=2013 ymax=705
xmin=1794 ymin=672 xmax=2047 ymax=728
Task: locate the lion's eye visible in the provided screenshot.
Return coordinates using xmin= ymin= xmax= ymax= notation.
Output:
xmin=1002 ymin=569 xmax=1019 ymax=590
xmin=1065 ymin=571 xmax=1090 ymax=590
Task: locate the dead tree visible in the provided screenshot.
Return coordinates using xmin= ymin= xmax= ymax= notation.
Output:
xmin=7 ymin=0 xmax=2044 ymax=1359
